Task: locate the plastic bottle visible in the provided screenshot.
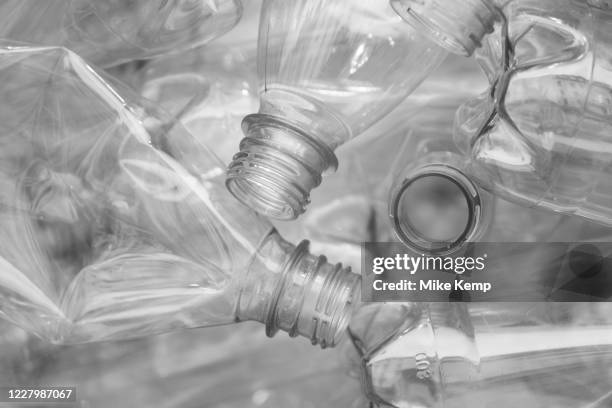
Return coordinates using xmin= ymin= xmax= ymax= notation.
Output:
xmin=225 ymin=0 xmax=447 ymax=220
xmin=349 ymin=302 xmax=612 ymax=407
xmin=0 ymin=44 xmax=359 ymax=347
xmin=0 ymin=0 xmax=243 ymax=67
xmin=387 ymin=120 xmax=596 ymax=255
xmin=391 ymin=0 xmax=612 ymax=227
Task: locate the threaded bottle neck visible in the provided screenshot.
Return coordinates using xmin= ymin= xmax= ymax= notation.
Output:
xmin=226 ymin=114 xmax=338 ymax=220
xmin=237 ymin=231 xmax=360 ymax=348
xmin=390 ymin=0 xmax=500 ymax=56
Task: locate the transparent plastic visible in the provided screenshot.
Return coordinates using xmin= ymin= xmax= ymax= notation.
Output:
xmin=386 ymin=129 xmax=599 ymax=254
xmin=350 ymin=302 xmax=612 ymax=408
xmin=393 ymin=0 xmax=612 ymax=227
xmin=0 ymin=0 xmax=243 ymax=67
xmin=136 ymin=41 xmax=259 ymax=165
xmin=0 ymin=44 xmax=359 ymax=347
xmin=389 ymin=0 xmax=502 ymax=57
xmin=10 ymin=320 xmax=367 ymax=408
xmin=226 ymin=0 xmax=447 ymax=220
xmin=275 ymin=55 xmax=486 ymax=265
xmin=388 ymin=132 xmax=492 ymax=255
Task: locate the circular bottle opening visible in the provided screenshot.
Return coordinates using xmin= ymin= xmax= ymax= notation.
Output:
xmin=390 ymin=165 xmax=483 ymax=255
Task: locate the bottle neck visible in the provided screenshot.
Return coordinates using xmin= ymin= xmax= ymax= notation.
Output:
xmin=389 ymin=152 xmax=492 ymax=255
xmin=236 ymin=230 xmax=360 ymax=348
xmin=390 ymin=0 xmax=502 ymax=56
xmin=226 ymin=114 xmax=338 ymax=220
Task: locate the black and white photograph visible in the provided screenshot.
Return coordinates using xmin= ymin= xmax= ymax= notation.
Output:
xmin=0 ymin=0 xmax=612 ymax=407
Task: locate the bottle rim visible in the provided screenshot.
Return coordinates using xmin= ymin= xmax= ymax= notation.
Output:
xmin=389 ymin=164 xmax=484 ymax=255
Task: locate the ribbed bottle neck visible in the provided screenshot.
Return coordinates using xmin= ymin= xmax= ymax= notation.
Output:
xmin=236 ymin=230 xmax=360 ymax=348
xmin=226 ymin=114 xmax=338 ymax=220
xmin=390 ymin=0 xmax=501 ymax=56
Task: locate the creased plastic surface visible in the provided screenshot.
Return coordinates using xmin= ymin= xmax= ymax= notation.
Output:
xmin=0 ymin=44 xmax=271 ymax=343
xmin=0 ymin=0 xmax=243 ymax=67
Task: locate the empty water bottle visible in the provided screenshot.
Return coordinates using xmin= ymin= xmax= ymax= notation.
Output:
xmin=350 ymin=302 xmax=612 ymax=407
xmin=0 ymin=44 xmax=359 ymax=346
xmin=392 ymin=0 xmax=612 ymax=227
xmin=225 ymin=0 xmax=447 ymax=220
xmin=386 ymin=119 xmax=589 ymax=254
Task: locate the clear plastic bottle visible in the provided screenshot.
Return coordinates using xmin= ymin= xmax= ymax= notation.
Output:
xmin=0 ymin=0 xmax=243 ymax=67
xmin=391 ymin=0 xmax=612 ymax=227
xmin=225 ymin=0 xmax=447 ymax=220
xmin=349 ymin=302 xmax=612 ymax=408
xmin=387 ymin=129 xmax=597 ymax=254
xmin=0 ymin=44 xmax=359 ymax=347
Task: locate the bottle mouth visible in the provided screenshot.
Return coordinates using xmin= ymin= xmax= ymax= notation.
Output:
xmin=389 ymin=0 xmax=498 ymax=56
xmin=389 ymin=164 xmax=485 ymax=255
xmin=226 ymin=114 xmax=338 ymax=220
xmin=267 ymin=240 xmax=361 ymax=348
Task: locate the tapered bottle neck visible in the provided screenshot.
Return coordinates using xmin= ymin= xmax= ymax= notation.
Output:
xmin=237 ymin=230 xmax=360 ymax=348
xmin=390 ymin=0 xmax=504 ymax=56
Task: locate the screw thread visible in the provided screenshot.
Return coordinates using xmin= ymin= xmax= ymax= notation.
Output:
xmin=226 ymin=114 xmax=337 ymax=220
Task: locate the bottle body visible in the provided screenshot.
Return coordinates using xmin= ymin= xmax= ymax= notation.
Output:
xmin=0 ymin=44 xmax=358 ymax=347
xmin=392 ymin=0 xmax=612 ymax=226
xmin=455 ymin=0 xmax=612 ymax=227
xmin=226 ymin=0 xmax=447 ymax=220
xmin=387 ymin=130 xmax=601 ymax=256
xmin=0 ymin=0 xmax=243 ymax=67
xmin=350 ymin=302 xmax=612 ymax=407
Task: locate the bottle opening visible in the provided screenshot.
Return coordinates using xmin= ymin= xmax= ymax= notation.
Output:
xmin=390 ymin=165 xmax=484 ymax=255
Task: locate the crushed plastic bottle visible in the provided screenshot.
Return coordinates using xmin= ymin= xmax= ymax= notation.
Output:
xmin=386 ymin=129 xmax=589 ymax=254
xmin=349 ymin=302 xmax=612 ymax=408
xmin=392 ymin=0 xmax=612 ymax=227
xmin=0 ymin=43 xmax=359 ymax=346
xmin=104 ymin=0 xmax=262 ymax=166
xmin=0 ymin=0 xmax=243 ymax=67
